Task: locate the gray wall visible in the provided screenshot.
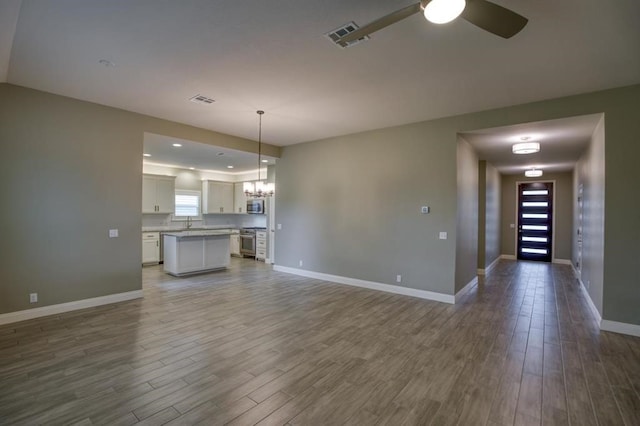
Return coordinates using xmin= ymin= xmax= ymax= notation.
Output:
xmin=574 ymin=117 xmax=605 ymax=315
xmin=501 ymin=172 xmax=574 ymax=261
xmin=276 ymin=121 xmax=458 ymax=295
xmin=455 ymin=137 xmax=479 ymax=292
xmin=276 ymin=84 xmax=640 ymax=322
xmin=0 ymin=83 xmax=279 ymax=314
xmin=478 ymin=161 xmax=501 ymax=270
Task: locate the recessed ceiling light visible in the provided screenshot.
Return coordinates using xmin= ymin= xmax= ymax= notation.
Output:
xmin=189 ymin=167 xmax=195 ymax=170
xmin=172 ymin=143 xmax=182 ymax=147
xmin=512 ymin=142 xmax=540 ymax=154
xmin=227 ymin=165 xmax=234 ymax=169
xmin=143 ymin=153 xmax=151 ymax=157
xmin=261 ymin=159 xmax=268 ymax=163
xmin=520 ymin=136 xmax=531 ymax=141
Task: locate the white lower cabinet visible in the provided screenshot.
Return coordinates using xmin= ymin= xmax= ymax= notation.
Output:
xmin=230 ymin=234 xmax=241 ymax=257
xmin=142 ymin=232 xmax=160 ymax=264
xmin=163 ymin=233 xmax=231 ymax=276
xmin=256 ymin=230 xmax=267 ymax=261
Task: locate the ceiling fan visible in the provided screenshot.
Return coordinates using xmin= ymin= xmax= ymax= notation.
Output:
xmin=336 ymin=0 xmax=528 ymax=46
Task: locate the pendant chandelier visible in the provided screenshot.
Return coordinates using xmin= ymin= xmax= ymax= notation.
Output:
xmin=244 ymin=110 xmax=274 ymax=198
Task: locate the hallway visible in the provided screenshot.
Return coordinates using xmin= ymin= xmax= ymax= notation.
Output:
xmin=0 ymin=260 xmax=638 ymax=425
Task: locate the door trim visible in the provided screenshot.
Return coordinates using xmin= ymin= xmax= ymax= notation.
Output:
xmin=513 ymin=179 xmax=557 ymax=260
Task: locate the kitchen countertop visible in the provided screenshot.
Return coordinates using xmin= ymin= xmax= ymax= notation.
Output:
xmin=163 ymin=230 xmax=236 ymax=238
xmin=142 ymin=226 xmax=239 ymax=233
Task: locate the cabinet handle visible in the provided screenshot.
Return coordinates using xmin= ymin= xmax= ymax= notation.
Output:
xmin=156 ymin=241 xmax=159 ymax=247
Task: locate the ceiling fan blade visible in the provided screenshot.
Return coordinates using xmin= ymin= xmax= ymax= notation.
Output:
xmin=337 ymin=2 xmax=422 ymax=46
xmin=461 ymin=0 xmax=528 ymax=39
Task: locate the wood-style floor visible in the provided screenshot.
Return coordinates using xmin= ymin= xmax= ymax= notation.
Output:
xmin=1 ymin=259 xmax=639 ymax=425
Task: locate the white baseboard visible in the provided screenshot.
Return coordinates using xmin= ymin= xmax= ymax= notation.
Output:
xmin=601 ymin=320 xmax=640 ymax=337
xmin=553 ymin=258 xmax=572 ymax=265
xmin=273 ymin=265 xmax=455 ymax=304
xmin=500 ymin=254 xmax=517 ymax=260
xmin=0 ymin=290 xmax=143 ymax=326
xmin=478 ymin=256 xmax=501 ymax=275
xmin=573 ymin=268 xmax=640 ymax=338
xmin=455 ymin=276 xmax=478 ymax=303
xmin=576 ymin=278 xmax=602 ymax=324
xmin=571 ymin=262 xmax=579 ymax=277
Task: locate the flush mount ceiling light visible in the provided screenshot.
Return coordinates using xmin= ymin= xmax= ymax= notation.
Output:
xmin=424 ymin=0 xmax=466 ymax=24
xmin=143 ymin=153 xmax=151 ymax=157
xmin=227 ymin=165 xmax=234 ymax=169
xmin=172 ymin=143 xmax=182 ymax=147
xmin=512 ymin=142 xmax=540 ymax=154
xmin=525 ymin=168 xmax=543 ymax=178
xmin=244 ymin=111 xmax=275 ymax=198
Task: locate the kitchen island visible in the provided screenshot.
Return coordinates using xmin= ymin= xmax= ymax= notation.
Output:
xmin=163 ymin=230 xmax=234 ymax=276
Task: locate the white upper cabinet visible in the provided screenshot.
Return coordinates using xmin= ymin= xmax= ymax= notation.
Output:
xmin=142 ymin=174 xmax=176 ymax=213
xmin=234 ymin=182 xmax=248 ymax=214
xmin=202 ymin=180 xmax=234 ymax=214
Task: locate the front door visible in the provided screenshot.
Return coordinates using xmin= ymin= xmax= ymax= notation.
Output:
xmin=517 ymin=182 xmax=553 ymax=262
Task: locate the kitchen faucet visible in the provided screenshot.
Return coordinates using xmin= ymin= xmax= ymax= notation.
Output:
xmin=186 ymin=216 xmax=192 ymax=229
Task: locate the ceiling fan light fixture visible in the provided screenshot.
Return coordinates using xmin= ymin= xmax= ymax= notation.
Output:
xmin=423 ymin=0 xmax=466 ymax=24
xmin=512 ymin=142 xmax=540 ymax=155
xmin=525 ymin=168 xmax=543 ymax=178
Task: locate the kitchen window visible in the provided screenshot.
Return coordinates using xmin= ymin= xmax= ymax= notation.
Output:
xmin=174 ymin=190 xmax=202 ymax=220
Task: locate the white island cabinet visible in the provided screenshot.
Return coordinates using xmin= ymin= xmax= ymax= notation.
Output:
xmin=163 ymin=230 xmax=233 ymax=276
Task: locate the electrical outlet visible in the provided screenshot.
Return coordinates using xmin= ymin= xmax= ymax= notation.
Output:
xmin=277 ymin=224 xmax=282 ymax=230
xmin=439 ymin=231 xmax=447 ymax=240
xmin=299 ymin=260 xmax=303 ymax=267
xmin=396 ymin=275 xmax=402 ymax=283
xmin=109 ymin=229 xmax=119 ymax=238
xmin=30 ymin=293 xmax=38 ymax=303
xmin=420 ymin=206 xmax=430 ymax=214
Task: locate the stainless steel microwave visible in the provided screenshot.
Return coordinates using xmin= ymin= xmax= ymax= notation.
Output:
xmin=246 ymin=199 xmax=264 ymax=214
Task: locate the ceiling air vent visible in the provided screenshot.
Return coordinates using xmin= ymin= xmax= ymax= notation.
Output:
xmin=189 ymin=94 xmax=215 ymax=105
xmin=325 ymin=22 xmax=370 ymax=48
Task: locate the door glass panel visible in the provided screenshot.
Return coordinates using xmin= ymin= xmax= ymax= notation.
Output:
xmin=522 ymin=202 xmax=548 ymax=207
xmin=522 ymin=213 xmax=548 ymax=219
xmin=522 ymin=236 xmax=548 ymax=242
xmin=522 ymin=248 xmax=548 ymax=254
xmin=522 ymin=190 xmax=549 ymax=195
xmin=522 ymin=225 xmax=548 ymax=231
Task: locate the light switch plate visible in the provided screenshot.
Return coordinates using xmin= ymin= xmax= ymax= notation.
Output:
xmin=510 ymin=223 xmax=515 ymax=229
xmin=439 ymin=231 xmax=447 ymax=240
xmin=421 ymin=206 xmax=430 ymax=214
xmin=109 ymin=229 xmax=119 ymax=238
xmin=277 ymin=224 xmax=282 ymax=230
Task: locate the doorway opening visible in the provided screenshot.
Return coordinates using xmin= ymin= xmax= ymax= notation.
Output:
xmin=517 ymin=181 xmax=553 ymax=262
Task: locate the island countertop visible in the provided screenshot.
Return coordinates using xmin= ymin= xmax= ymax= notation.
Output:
xmin=163 ymin=230 xmax=236 ymax=238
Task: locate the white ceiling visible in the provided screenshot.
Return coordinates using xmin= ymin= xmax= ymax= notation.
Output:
xmin=460 ymin=113 xmax=602 ymax=174
xmin=3 ymin=0 xmax=639 ymax=149
xmin=143 ymin=133 xmax=276 ymax=174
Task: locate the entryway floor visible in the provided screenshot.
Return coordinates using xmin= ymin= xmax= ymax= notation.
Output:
xmin=0 ymin=259 xmax=638 ymax=425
